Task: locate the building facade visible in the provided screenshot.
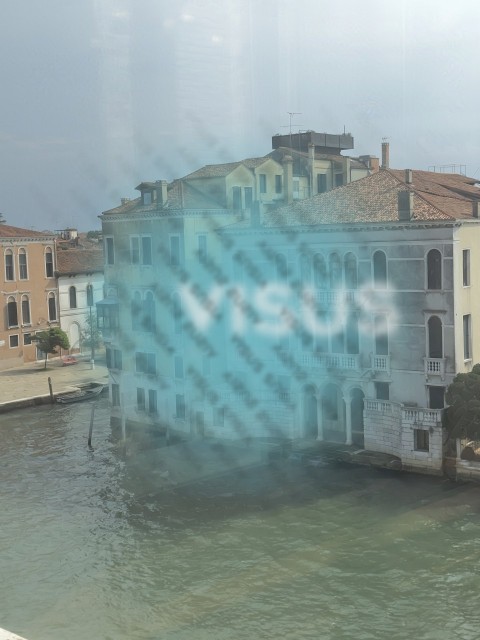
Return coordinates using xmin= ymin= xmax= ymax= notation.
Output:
xmin=99 ymin=164 xmax=480 ymax=474
xmin=0 ymin=224 xmax=59 ymax=370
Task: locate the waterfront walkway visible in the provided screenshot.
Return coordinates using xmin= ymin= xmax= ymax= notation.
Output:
xmin=0 ymin=354 xmax=108 ymax=410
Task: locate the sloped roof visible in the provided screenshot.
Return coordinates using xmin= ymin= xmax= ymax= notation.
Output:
xmin=262 ymin=169 xmax=480 ymax=227
xmin=183 ymin=156 xmax=274 ymax=180
xmin=56 ymin=249 xmax=104 ymax=275
xmin=0 ymin=224 xmax=54 ymax=238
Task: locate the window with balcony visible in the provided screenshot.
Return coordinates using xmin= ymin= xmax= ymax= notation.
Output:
xmin=313 ymin=254 xmax=326 ymax=289
xmin=375 ymin=382 xmax=390 ymax=400
xmin=5 ymin=249 xmax=14 ymax=281
xmin=45 ymin=247 xmax=54 ymax=277
xmin=374 ymin=314 xmax=388 ymax=355
xmin=18 ymin=249 xmax=28 ymax=280
xmin=344 ymin=253 xmax=357 ymax=289
xmin=21 ymin=295 xmax=31 ymax=325
xmin=428 ymin=316 xmax=443 ymax=358
xmin=329 ymin=253 xmax=342 ymax=289
xmin=427 ymin=249 xmax=442 ymax=290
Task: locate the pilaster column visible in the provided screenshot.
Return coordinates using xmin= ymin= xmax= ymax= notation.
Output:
xmin=344 ymin=394 xmax=353 ymax=445
xmin=315 ymin=392 xmax=323 ymax=441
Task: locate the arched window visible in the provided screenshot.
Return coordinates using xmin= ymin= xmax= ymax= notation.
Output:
xmin=131 ymin=291 xmax=142 ymax=330
xmin=313 ymin=254 xmax=326 ymax=288
xmin=5 ymin=249 xmax=14 ymax=281
xmin=300 ymin=254 xmax=311 ymax=283
xmin=374 ymin=314 xmax=388 ymax=355
xmin=7 ymin=296 xmax=18 ymax=327
xmin=344 ymin=253 xmax=357 ymax=290
xmin=18 ymin=249 xmax=28 ymax=280
xmin=143 ymin=291 xmax=156 ymax=332
xmin=373 ymin=251 xmax=387 ymax=289
xmin=48 ymin=292 xmax=57 ymax=321
xmin=69 ymin=286 xmax=77 ymax=309
xmin=172 ymin=293 xmax=183 ymax=335
xmin=427 ymin=249 xmax=442 ymax=290
xmin=45 ymin=248 xmax=54 ymax=278
xmin=275 ymin=253 xmax=288 ymax=280
xmin=428 ymin=316 xmax=443 ymax=358
xmin=21 ymin=295 xmax=31 ymax=325
xmin=329 ymin=253 xmax=342 ymax=289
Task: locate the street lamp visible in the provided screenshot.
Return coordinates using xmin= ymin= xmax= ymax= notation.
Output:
xmin=86 ymin=284 xmax=95 ymax=370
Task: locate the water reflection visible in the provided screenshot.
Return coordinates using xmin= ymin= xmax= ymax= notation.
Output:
xmin=1 ymin=402 xmax=480 ymax=640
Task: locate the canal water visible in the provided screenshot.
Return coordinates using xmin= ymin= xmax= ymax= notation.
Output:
xmin=2 ymin=401 xmax=480 ymax=640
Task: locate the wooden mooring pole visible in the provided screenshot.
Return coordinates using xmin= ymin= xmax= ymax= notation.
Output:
xmin=88 ymin=405 xmax=95 ymax=451
xmin=48 ymin=376 xmax=54 ymax=404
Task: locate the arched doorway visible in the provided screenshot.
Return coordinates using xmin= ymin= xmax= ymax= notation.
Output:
xmin=322 ymin=384 xmax=346 ymax=442
xmin=303 ymin=385 xmax=318 ymax=439
xmin=350 ymin=388 xmax=365 ymax=447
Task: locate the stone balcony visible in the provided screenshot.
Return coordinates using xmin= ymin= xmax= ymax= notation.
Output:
xmin=424 ymin=357 xmax=446 ymax=380
xmin=300 ymin=352 xmax=360 ymax=371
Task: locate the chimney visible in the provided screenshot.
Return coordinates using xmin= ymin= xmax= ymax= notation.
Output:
xmin=156 ymin=180 xmax=168 ymax=205
xmin=405 ymin=169 xmax=413 ymax=184
xmin=120 ymin=197 xmax=130 ymax=205
xmin=398 ymin=190 xmax=414 ymax=221
xmin=381 ymin=141 xmax=390 ymax=169
xmin=473 ymin=201 xmax=480 ymax=219
xmin=283 ymin=155 xmax=293 ymax=204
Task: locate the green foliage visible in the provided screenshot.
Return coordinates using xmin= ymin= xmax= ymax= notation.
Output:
xmin=31 ymin=327 xmax=70 ymax=369
xmin=82 ymin=312 xmax=102 ymax=351
xmin=87 ymin=230 xmax=101 ymax=239
xmin=445 ymin=364 xmax=480 ymax=439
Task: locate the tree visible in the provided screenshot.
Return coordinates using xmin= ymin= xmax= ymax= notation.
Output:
xmin=31 ymin=327 xmax=70 ymax=369
xmin=82 ymin=312 xmax=102 ymax=355
xmin=445 ymin=364 xmax=480 ymax=441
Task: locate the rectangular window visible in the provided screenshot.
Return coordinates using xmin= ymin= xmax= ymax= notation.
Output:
xmin=142 ymin=236 xmax=152 ymax=265
xmin=232 ymin=186 xmax=242 ymax=210
xmin=5 ymin=253 xmax=14 ymax=281
xmin=23 ymin=333 xmax=32 ymax=345
xmin=9 ymin=334 xmax=19 ymax=348
xmin=7 ymin=299 xmax=18 ymax=327
xmin=463 ymin=249 xmax=470 ymax=286
xmin=375 ymin=382 xmax=390 ymax=401
xmin=275 ymin=175 xmax=282 ymax=194
xmin=335 ymin=173 xmax=344 ymax=187
xmin=148 ymin=389 xmax=157 ymax=415
xmin=244 ymin=187 xmax=253 ymax=209
xmin=170 ymin=236 xmax=180 ymax=266
xmin=105 ymin=237 xmax=115 ymax=265
xmin=429 ymin=386 xmax=445 ymax=409
xmin=198 ymin=235 xmax=207 ymax=259
xmin=135 ymin=352 xmax=156 ymax=375
xmin=463 ymin=314 xmax=472 ymax=360
xmin=111 ymin=383 xmax=120 ymax=407
xmin=48 ymin=295 xmax=57 ymax=322
xmin=293 ymin=179 xmax=300 ymax=196
xmin=137 ymin=387 xmax=146 ymax=412
xmin=143 ymin=191 xmax=152 ymax=205
xmin=19 ymin=253 xmax=28 ymax=280
xmin=259 ymin=174 xmax=266 ymax=194
xmin=130 ymin=236 xmax=140 ymax=264
xmin=21 ymin=298 xmax=31 ymax=325
xmin=174 ymin=355 xmax=184 ymax=379
xmin=317 ymin=174 xmax=327 ymax=193
xmin=45 ymin=250 xmax=54 ymax=277
xmin=176 ymin=394 xmax=186 ymax=419
xmin=414 ymin=429 xmax=430 ymax=452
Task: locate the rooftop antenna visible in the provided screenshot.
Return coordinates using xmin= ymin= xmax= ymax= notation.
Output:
xmin=281 ymin=112 xmax=303 ymax=149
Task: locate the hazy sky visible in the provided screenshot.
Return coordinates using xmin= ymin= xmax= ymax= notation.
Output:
xmin=1 ymin=0 xmax=479 ymax=231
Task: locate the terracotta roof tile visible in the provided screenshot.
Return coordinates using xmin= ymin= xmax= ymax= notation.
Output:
xmin=0 ymin=224 xmax=54 ymax=238
xmin=56 ymin=249 xmax=104 ymax=275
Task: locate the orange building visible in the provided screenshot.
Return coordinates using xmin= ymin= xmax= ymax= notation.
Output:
xmin=0 ymin=224 xmax=59 ymax=370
